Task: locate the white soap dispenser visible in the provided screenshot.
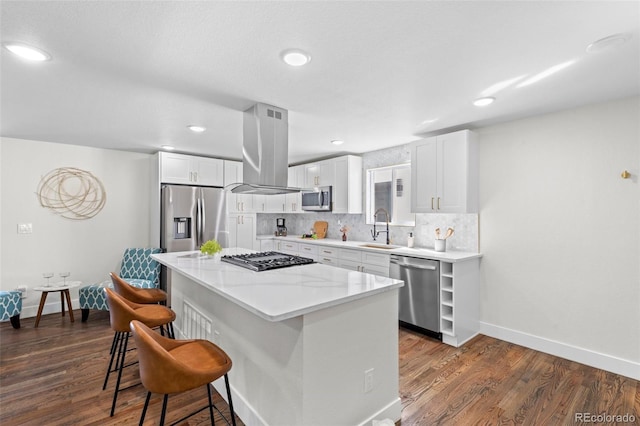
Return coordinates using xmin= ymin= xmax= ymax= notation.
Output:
xmin=407 ymin=232 xmax=415 ymax=248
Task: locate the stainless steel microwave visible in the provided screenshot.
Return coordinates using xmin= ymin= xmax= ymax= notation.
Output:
xmin=301 ymin=186 xmax=332 ymax=211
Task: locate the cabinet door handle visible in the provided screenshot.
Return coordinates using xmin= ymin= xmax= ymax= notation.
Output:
xmin=437 ymin=197 xmax=440 ymax=210
xmin=431 ymin=197 xmax=435 ymax=210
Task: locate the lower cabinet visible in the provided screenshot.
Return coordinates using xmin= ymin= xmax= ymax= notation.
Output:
xmin=276 ymin=240 xmax=299 ymax=256
xmin=298 ymin=243 xmax=319 ymax=261
xmin=438 ymin=258 xmax=480 ymax=347
xmin=337 ymin=248 xmax=390 ymax=277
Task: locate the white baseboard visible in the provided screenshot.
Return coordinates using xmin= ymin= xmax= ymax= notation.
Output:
xmin=357 ymin=397 xmax=402 ymax=426
xmin=480 ymin=321 xmax=640 ymax=381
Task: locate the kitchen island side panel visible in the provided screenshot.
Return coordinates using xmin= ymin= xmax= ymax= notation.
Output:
xmin=170 ymin=270 xmax=401 ymax=426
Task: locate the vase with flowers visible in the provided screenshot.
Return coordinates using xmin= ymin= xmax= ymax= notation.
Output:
xmin=339 ymin=225 xmax=349 ymax=241
xmin=200 ymin=239 xmax=222 ymax=261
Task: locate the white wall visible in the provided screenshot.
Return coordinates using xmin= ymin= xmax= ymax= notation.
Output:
xmin=478 ymin=96 xmax=640 ymax=372
xmin=0 ymin=137 xmax=153 ymax=317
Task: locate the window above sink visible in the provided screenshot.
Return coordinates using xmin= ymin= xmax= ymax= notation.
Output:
xmin=365 ymin=163 xmax=415 ymax=226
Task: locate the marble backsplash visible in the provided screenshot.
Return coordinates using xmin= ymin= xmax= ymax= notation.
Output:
xmin=257 ymin=212 xmax=479 ymax=253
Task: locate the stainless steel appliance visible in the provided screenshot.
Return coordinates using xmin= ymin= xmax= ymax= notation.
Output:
xmin=301 ymin=186 xmax=332 ymax=211
xmin=227 ymin=103 xmax=301 ymax=195
xmin=276 ymin=218 xmax=287 ymax=236
xmin=160 ymin=184 xmax=228 ymax=297
xmin=390 ymin=254 xmax=441 ymax=339
xmin=222 ymin=251 xmax=314 ymax=272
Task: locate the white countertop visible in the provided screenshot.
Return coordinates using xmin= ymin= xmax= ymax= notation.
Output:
xmin=259 ymin=235 xmax=482 ymax=262
xmin=152 ymin=248 xmax=404 ymax=322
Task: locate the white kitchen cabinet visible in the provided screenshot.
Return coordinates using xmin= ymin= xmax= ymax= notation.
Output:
xmin=277 ymin=240 xmax=299 ymax=256
xmin=411 ymin=130 xmax=478 ymax=213
xmin=439 ymin=258 xmax=480 ymax=347
xmin=160 ymin=152 xmax=224 ymax=187
xmin=252 ymin=194 xmax=284 ymax=213
xmin=332 ymin=155 xmax=362 ymax=214
xmin=224 ymin=160 xmax=254 ymax=213
xmin=337 ymin=248 xmax=389 ymax=276
xmin=305 ymin=159 xmax=334 ymax=188
xmin=316 ymin=246 xmax=338 ymax=266
xmin=260 ymin=238 xmax=275 ymax=251
xmin=285 ymin=165 xmax=305 ymax=213
xmin=228 ymin=213 xmax=256 ymax=250
xmin=298 ymin=243 xmax=319 ymax=261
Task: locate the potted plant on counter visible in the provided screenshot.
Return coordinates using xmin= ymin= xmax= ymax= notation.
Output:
xmin=200 ymin=239 xmax=222 ymax=261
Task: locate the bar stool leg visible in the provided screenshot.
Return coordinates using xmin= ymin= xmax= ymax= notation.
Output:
xmin=103 ymin=331 xmax=121 ymax=390
xmin=110 ymin=332 xmax=129 ymax=416
xmin=139 ymin=391 xmax=152 ymax=426
xmin=225 ymin=374 xmax=237 ymax=426
xmin=159 ymin=394 xmax=169 ymax=426
xmin=207 ymin=384 xmax=215 ymax=425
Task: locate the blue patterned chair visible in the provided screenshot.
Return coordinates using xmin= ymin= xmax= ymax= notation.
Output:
xmin=0 ymin=291 xmax=22 ymax=329
xmin=79 ymin=248 xmax=162 ymax=322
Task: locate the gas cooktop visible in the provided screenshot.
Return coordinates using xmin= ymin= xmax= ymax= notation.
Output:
xmin=221 ymin=251 xmax=314 ymax=272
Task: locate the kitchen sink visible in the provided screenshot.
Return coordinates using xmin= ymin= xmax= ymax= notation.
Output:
xmin=359 ymin=243 xmax=400 ymax=250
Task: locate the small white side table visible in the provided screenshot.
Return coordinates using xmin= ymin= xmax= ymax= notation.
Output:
xmin=33 ymin=282 xmax=80 ymax=327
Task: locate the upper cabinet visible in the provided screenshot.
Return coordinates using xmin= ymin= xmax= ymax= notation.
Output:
xmin=333 ymin=155 xmax=362 ymax=214
xmin=160 ymin=152 xmax=224 ymax=187
xmin=224 ymin=160 xmax=253 ymax=213
xmin=286 ymin=165 xmax=305 ymax=213
xmin=411 ymin=130 xmax=478 ymax=213
xmin=304 ymin=160 xmax=335 ymax=188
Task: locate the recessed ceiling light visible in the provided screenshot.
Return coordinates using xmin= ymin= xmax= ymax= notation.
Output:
xmin=161 ymin=145 xmax=175 ymax=151
xmin=473 ymin=97 xmax=495 ymax=107
xmin=281 ymin=49 xmax=311 ymax=66
xmin=187 ymin=125 xmax=206 ymax=133
xmin=2 ymin=42 xmax=51 ymax=61
xmin=516 ymin=60 xmax=575 ymax=88
xmin=419 ymin=119 xmax=439 ymax=126
xmin=586 ymin=33 xmax=632 ymax=53
xmin=331 ymin=140 xmax=344 ymax=145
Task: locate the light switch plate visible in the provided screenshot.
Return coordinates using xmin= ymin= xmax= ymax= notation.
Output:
xmin=17 ymin=223 xmax=32 ymax=234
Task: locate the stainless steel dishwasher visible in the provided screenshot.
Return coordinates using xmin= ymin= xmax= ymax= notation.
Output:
xmin=389 ymin=254 xmax=441 ymax=339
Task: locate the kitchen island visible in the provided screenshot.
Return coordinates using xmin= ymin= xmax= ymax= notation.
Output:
xmin=152 ymin=248 xmax=404 ymax=426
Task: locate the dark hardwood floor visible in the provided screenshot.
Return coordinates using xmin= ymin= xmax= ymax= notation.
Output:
xmin=1 ymin=311 xmax=638 ymax=425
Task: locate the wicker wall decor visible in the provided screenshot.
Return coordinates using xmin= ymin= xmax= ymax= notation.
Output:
xmin=36 ymin=167 xmax=107 ymax=220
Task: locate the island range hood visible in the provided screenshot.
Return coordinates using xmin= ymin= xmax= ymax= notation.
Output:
xmin=228 ymin=103 xmax=301 ymax=195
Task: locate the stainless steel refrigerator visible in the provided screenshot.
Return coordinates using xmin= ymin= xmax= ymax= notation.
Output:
xmin=160 ymin=184 xmax=228 ymax=300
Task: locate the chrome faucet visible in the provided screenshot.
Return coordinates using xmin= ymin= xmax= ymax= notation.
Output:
xmin=371 ymin=208 xmax=390 ymax=245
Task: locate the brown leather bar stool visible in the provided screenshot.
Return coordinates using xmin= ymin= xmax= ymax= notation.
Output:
xmin=104 ymin=272 xmax=171 ymax=383
xmin=104 ymin=288 xmax=176 ymax=417
xmin=130 ymin=320 xmax=237 ymax=426
xmin=110 ymin=272 xmax=167 ymax=305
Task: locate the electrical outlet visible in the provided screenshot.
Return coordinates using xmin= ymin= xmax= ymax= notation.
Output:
xmin=364 ymin=368 xmax=374 ymax=393
xmin=17 ymin=223 xmax=33 ymax=234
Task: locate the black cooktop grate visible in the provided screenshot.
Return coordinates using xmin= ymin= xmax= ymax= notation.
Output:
xmin=221 ymin=251 xmax=314 ymax=272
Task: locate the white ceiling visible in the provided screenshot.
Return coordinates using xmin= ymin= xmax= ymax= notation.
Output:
xmin=1 ymin=1 xmax=638 ymax=165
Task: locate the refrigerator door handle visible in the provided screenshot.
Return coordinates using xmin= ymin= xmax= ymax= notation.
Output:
xmin=196 ymin=194 xmax=202 ymax=248
xmin=200 ymin=190 xmax=206 ymax=243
